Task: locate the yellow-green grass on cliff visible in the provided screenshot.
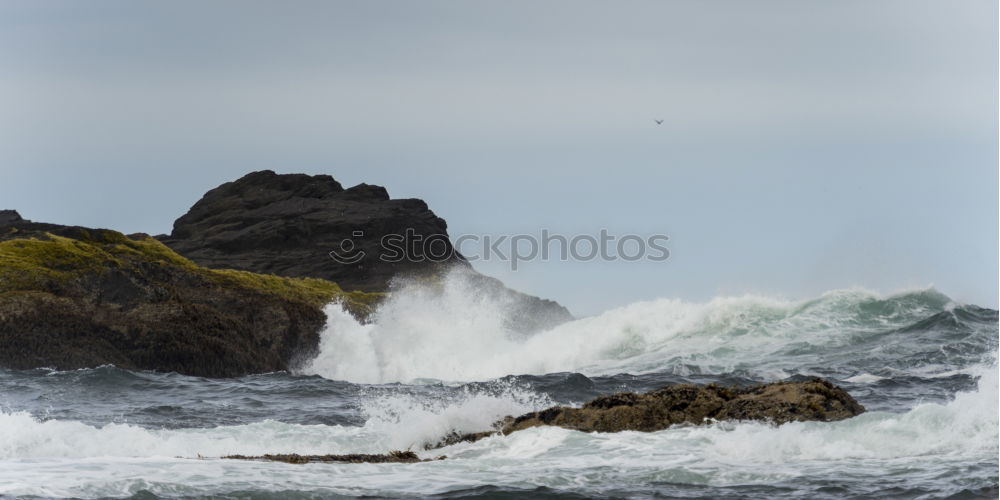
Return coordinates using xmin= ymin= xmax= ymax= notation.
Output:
xmin=0 ymin=229 xmax=382 ymax=318
xmin=207 ymin=268 xmax=381 ymax=317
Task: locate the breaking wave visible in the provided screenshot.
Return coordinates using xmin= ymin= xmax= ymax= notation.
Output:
xmin=303 ymin=271 xmax=996 ymax=384
xmin=3 ymin=270 xmax=995 ymax=498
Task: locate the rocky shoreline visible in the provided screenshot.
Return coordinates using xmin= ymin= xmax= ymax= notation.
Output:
xmin=0 ymin=218 xmax=377 ymax=377
xmin=1 ymin=171 xmax=872 ymax=466
xmin=0 ymin=171 xmax=572 ymax=376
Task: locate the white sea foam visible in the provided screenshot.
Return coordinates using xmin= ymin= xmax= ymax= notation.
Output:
xmin=443 ymin=363 xmax=999 ymax=462
xmin=2 ymin=273 xmax=991 ymax=497
xmin=3 ymin=361 xmax=990 ymax=463
xmin=357 ymin=380 xmax=553 ymax=450
xmin=0 ymin=363 xmax=994 ymax=498
xmin=843 ymin=373 xmax=888 ymax=384
xmin=0 ymin=381 xmax=551 ymax=460
xmin=0 ymin=412 xmax=371 ymax=459
xmin=302 ymin=270 xmax=964 ymax=383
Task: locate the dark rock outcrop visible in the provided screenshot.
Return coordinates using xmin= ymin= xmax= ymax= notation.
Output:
xmin=0 ymin=210 xmax=23 ymax=226
xmin=434 ymin=379 xmax=865 ymax=447
xmin=159 ymin=170 xmax=573 ymax=332
xmin=0 ymin=220 xmax=379 ymax=377
xmin=159 ymin=170 xmax=453 ymax=293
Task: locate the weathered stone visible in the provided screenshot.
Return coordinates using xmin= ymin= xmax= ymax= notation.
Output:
xmin=158 ymin=170 xmax=573 ymax=332
xmin=0 ymin=210 xmax=24 ymax=226
xmin=0 ymin=222 xmax=379 ymax=377
xmin=433 ymin=379 xmax=865 ymax=448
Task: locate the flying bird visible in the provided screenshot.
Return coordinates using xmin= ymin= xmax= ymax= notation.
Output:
xmin=654 ymin=119 xmax=664 ymax=125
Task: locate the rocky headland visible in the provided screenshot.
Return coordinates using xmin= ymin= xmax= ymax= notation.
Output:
xmin=158 ymin=171 xmax=457 ymax=293
xmin=0 ymin=171 xmax=571 ymax=376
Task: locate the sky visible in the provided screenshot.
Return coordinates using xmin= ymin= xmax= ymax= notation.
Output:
xmin=1 ymin=0 xmax=996 ymax=315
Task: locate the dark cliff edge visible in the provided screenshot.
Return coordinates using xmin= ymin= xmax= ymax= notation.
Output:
xmin=158 ymin=170 xmax=573 ymax=333
xmin=158 ymin=170 xmax=455 ymax=293
xmin=0 ymin=214 xmax=380 ymax=377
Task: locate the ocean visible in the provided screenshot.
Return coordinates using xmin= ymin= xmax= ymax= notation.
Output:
xmin=0 ymin=277 xmax=996 ymax=499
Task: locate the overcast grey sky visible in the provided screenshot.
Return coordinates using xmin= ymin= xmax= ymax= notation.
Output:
xmin=1 ymin=1 xmax=996 ymax=315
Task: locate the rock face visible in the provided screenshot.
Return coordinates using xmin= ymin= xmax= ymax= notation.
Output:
xmin=436 ymin=379 xmax=865 ymax=447
xmin=159 ymin=170 xmax=572 ymax=332
xmin=0 ymin=210 xmax=23 ymax=226
xmin=159 ymin=170 xmax=456 ymax=293
xmin=0 ymin=219 xmax=379 ymax=377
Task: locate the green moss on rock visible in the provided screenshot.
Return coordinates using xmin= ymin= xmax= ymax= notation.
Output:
xmin=207 ymin=267 xmax=381 ymax=318
xmin=0 ymin=231 xmax=382 ymax=317
xmin=0 ymin=234 xmax=116 ymax=290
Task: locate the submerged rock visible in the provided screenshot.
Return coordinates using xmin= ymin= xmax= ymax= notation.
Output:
xmin=223 ymin=451 xmax=439 ymax=464
xmin=230 ymin=379 xmax=865 ymax=461
xmin=435 ymin=379 xmax=865 ymax=447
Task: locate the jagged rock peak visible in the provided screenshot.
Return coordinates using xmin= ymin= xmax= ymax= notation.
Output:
xmin=160 ymin=170 xmax=462 ymax=292
xmin=0 ymin=210 xmax=24 ymax=226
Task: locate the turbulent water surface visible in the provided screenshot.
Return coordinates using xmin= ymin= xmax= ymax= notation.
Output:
xmin=1 ymin=278 xmax=997 ymax=499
